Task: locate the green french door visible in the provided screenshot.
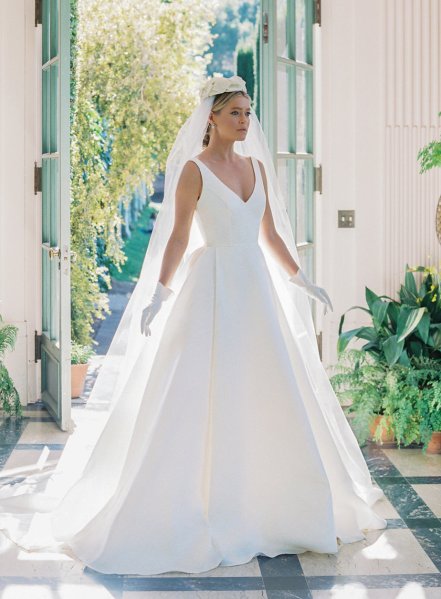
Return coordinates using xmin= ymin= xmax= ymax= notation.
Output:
xmin=260 ymin=0 xmax=319 ymax=326
xmin=38 ymin=0 xmax=72 ymax=430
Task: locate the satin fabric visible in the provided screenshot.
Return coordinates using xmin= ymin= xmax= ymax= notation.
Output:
xmin=0 ymin=155 xmax=386 ymax=575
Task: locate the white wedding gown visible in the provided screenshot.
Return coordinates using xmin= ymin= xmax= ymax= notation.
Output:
xmin=0 ymin=155 xmax=387 ymax=575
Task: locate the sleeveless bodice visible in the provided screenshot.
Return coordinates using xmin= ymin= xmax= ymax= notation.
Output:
xmin=189 ymin=156 xmax=266 ymax=247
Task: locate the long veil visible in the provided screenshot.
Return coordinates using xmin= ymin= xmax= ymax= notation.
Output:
xmin=0 ymin=82 xmax=385 ymax=555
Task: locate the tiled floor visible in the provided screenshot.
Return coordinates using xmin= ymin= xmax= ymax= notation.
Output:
xmin=0 ymin=406 xmax=440 ymax=598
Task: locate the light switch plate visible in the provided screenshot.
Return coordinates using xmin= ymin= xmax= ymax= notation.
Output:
xmin=338 ymin=210 xmax=355 ymax=228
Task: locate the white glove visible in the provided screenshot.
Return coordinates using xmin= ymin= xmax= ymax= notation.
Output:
xmin=289 ymin=268 xmax=333 ymax=315
xmin=140 ymin=281 xmax=174 ymax=336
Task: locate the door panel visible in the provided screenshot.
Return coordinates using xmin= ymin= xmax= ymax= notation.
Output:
xmin=39 ymin=0 xmax=72 ymax=431
xmin=260 ymin=0 xmax=317 ymax=325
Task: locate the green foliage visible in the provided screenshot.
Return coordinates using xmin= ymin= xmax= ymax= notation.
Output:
xmin=109 ymin=204 xmax=157 ymax=282
xmin=417 ymin=111 xmax=441 ymax=173
xmin=337 ymin=264 xmax=441 ymax=366
xmin=236 ymin=42 xmax=256 ymax=106
xmin=71 ymin=0 xmax=216 ymax=345
xmin=0 ymin=314 xmax=22 ymax=417
xmin=208 ymin=0 xmax=258 ymax=76
xmin=330 ymin=350 xmax=441 ymax=452
xmin=71 ymin=341 xmax=95 ymax=364
xmin=330 ymin=349 xmax=387 ymax=445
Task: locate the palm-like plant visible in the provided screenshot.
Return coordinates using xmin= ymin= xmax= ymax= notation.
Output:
xmin=338 ymin=265 xmax=441 ymax=366
xmin=0 ymin=314 xmax=22 ymax=417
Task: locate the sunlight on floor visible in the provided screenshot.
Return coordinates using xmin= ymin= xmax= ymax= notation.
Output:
xmin=361 ymin=531 xmax=398 ymax=560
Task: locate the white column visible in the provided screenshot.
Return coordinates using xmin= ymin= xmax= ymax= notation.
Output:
xmin=0 ymin=0 xmax=40 ymax=404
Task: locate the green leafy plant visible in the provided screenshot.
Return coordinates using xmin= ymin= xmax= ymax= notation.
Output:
xmin=0 ymin=314 xmax=22 ymax=417
xmin=70 ymin=0 xmax=216 ymax=346
xmin=71 ymin=341 xmax=95 ymax=365
xmin=330 ymin=349 xmax=387 ymax=445
xmin=337 ymin=265 xmax=441 ymax=367
xmin=334 ymin=265 xmax=441 ymax=452
xmin=417 ymin=110 xmax=441 ymax=173
xmin=411 ymin=356 xmax=441 ymax=449
xmin=330 ymin=350 xmax=441 ymax=451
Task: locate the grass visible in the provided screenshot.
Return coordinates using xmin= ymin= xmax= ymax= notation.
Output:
xmin=109 ymin=203 xmax=157 ymax=283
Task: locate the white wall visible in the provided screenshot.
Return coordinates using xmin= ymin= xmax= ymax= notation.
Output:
xmin=0 ymin=0 xmax=40 ymax=404
xmin=320 ymin=0 xmax=441 ymax=369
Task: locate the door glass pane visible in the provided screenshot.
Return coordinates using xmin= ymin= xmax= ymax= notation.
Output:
xmin=298 ymin=245 xmax=314 ymax=280
xmin=50 ymin=63 xmax=58 ymax=153
xmin=51 ymin=258 xmax=60 ymax=342
xmin=42 ymin=249 xmax=50 ymax=332
xmin=50 ymin=0 xmax=59 ymax=60
xmin=296 ymin=158 xmax=314 ymax=243
xmin=42 ymin=0 xmax=50 ymax=64
xmin=42 ymin=68 xmax=50 ymax=154
xmin=278 ymin=158 xmax=296 ymax=232
xmin=296 ymin=0 xmax=314 ymax=64
xmin=50 ymin=158 xmax=59 ymax=246
xmin=296 ymin=67 xmax=313 ymax=153
xmin=277 ymin=63 xmax=296 ymax=153
xmin=277 ymin=0 xmax=295 ymax=60
xmin=42 ymin=159 xmax=50 ymax=242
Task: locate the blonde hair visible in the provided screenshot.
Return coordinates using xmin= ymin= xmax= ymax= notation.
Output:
xmin=202 ymin=90 xmax=251 ymax=148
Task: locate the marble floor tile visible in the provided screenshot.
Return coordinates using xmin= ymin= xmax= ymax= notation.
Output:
xmin=371 ymin=496 xmax=400 ymax=519
xmin=298 ymin=529 xmax=439 ymax=576
xmin=380 ymin=483 xmax=435 ymax=520
xmin=2 ymin=448 xmax=63 ymax=471
xmin=382 ymin=449 xmax=441 ymax=477
xmin=0 ymin=582 xmax=122 ymax=599
xmin=311 ymin=584 xmax=441 ymax=598
xmin=411 ymin=485 xmax=441 ymax=518
xmin=122 ymin=593 xmax=267 ymax=598
xmin=0 ymin=535 xmax=84 ymax=577
xmin=16 ymin=421 xmax=70 ymax=445
xmin=125 ymin=559 xmax=262 ymax=578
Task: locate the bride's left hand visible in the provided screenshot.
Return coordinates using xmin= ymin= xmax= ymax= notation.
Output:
xmin=288 ymin=268 xmax=333 ymax=314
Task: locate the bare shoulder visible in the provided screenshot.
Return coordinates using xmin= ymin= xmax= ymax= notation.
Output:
xmin=181 ymin=159 xmax=202 ymax=176
xmin=177 ymin=159 xmax=202 ymax=185
xmin=175 ymin=159 xmax=202 ymax=202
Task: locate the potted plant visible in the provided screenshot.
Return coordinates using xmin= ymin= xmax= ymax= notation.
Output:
xmin=412 ymin=356 xmax=441 ymax=454
xmin=0 ymin=313 xmax=22 ymax=417
xmin=71 ymin=341 xmax=95 ymax=399
xmin=337 ymin=265 xmax=441 ymax=368
xmin=330 ymin=349 xmax=395 ymax=445
xmin=333 ymin=265 xmax=441 ymax=451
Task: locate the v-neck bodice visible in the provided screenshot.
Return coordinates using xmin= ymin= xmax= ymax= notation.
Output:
xmin=189 ymin=155 xmax=266 ymax=247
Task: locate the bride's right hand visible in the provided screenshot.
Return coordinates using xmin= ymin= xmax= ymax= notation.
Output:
xmin=140 ymin=282 xmax=174 ymax=336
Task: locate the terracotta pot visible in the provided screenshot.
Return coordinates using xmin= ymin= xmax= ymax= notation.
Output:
xmin=71 ymin=363 xmax=89 ymax=398
xmin=369 ymin=415 xmax=395 ymax=443
xmin=426 ymin=431 xmax=441 ymax=454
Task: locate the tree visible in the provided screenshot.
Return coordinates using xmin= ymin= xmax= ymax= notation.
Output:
xmin=71 ymin=0 xmax=216 ymax=345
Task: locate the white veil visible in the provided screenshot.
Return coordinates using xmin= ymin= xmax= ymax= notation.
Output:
xmin=0 ymin=76 xmax=384 ymax=554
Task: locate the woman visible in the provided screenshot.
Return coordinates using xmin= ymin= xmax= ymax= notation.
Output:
xmin=140 ymin=84 xmax=332 ymax=333
xmin=0 ymin=75 xmax=387 ymax=575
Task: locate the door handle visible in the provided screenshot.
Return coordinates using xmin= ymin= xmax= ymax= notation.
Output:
xmin=48 ymin=246 xmax=61 ymax=259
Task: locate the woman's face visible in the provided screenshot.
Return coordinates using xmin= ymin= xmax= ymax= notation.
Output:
xmin=210 ymin=95 xmax=251 ymax=142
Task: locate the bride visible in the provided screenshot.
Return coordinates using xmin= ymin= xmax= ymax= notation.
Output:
xmin=0 ymin=75 xmax=387 ymax=576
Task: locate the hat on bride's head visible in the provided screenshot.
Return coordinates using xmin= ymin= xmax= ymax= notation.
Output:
xmin=199 ymin=74 xmax=247 ymax=100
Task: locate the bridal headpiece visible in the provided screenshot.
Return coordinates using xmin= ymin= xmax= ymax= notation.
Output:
xmin=199 ymin=75 xmax=247 ymax=100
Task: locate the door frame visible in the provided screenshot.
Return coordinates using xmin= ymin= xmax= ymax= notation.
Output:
xmin=38 ymin=0 xmax=72 ymax=431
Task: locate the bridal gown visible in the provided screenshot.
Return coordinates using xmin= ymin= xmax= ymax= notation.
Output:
xmin=0 ymin=154 xmax=387 ymax=575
